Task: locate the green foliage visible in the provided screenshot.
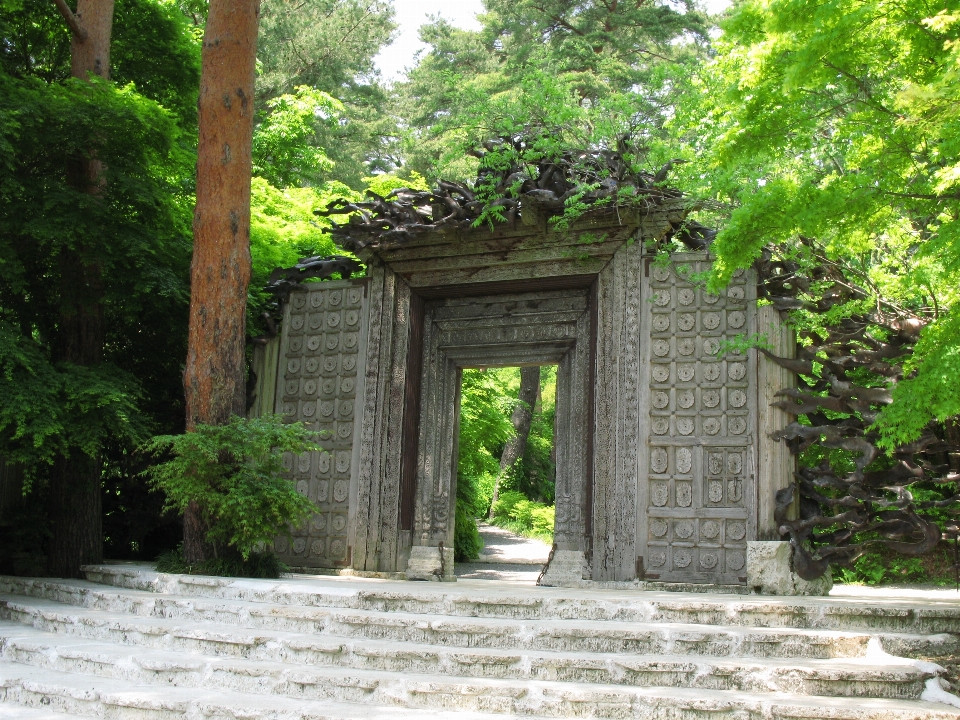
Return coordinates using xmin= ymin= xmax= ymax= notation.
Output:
xmin=454 ymin=500 xmax=483 ymax=562
xmin=396 ymin=0 xmax=707 ymax=182
xmin=155 ymin=545 xmax=288 ymax=579
xmin=252 ymin=86 xmax=343 ymax=188
xmin=457 ymin=368 xmax=520 ymax=518
xmin=491 ymin=490 xmax=555 ymax=542
xmin=482 ymin=0 xmax=707 ymax=100
xmin=142 ymin=415 xmax=322 ymax=560
xmin=455 ymin=366 xmax=558 ymax=558
xmin=0 ymin=0 xmax=201 ymax=128
xmin=833 ymin=545 xmax=956 ymax=586
xmin=0 ymin=325 xmax=147 ymax=485
xmin=247 ymin=178 xmax=356 ymax=333
xmin=256 ymin=0 xmax=397 ymax=185
xmin=0 ymin=69 xmax=192 ymax=490
xmin=515 ymin=365 xmax=557 ymax=503
xmin=111 ymin=0 xmax=202 ymax=127
xmin=875 ymin=309 xmax=960 ymax=449
xmin=0 ymin=0 xmax=200 ymax=566
xmin=662 ymin=0 xmax=960 ymax=445
xmin=362 ymin=170 xmax=430 ymax=198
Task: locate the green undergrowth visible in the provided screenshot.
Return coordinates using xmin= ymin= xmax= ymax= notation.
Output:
xmin=490 ymin=490 xmax=555 ymax=543
xmin=832 ymin=544 xmax=960 ymax=587
xmin=155 ymin=545 xmax=288 ymax=579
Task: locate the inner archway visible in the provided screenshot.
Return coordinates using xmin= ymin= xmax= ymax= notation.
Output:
xmin=403 ymin=289 xmax=594 ymax=585
xmin=454 ymin=365 xmax=558 ymax=582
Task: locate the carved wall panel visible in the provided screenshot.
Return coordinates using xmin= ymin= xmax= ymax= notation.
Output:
xmin=638 ymin=256 xmax=757 ymax=584
xmin=272 ymin=280 xmax=369 ymax=568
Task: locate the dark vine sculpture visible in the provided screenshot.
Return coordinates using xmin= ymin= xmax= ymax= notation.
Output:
xmin=250 ymin=255 xmax=363 ymax=346
xmin=756 ymin=244 xmax=960 ymax=580
xmin=315 ymin=138 xmax=710 ymax=253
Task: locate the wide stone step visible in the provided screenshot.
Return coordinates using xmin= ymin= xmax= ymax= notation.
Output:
xmin=0 ymin=619 xmax=936 ymax=699
xmin=69 ymin=566 xmax=960 ymax=634
xmin=2 ymin=656 xmax=958 ymax=720
xmin=0 ymin=662 xmax=532 ymax=720
xmin=4 ymin=592 xmax=937 ymax=662
xmin=0 ymin=704 xmax=88 ymax=720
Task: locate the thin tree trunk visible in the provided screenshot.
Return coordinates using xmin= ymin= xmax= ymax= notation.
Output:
xmin=182 ymin=0 xmax=260 ymax=563
xmin=489 ymin=366 xmax=541 ymax=517
xmin=46 ymin=0 xmax=115 ymax=578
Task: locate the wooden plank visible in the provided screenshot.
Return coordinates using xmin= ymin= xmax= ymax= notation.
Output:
xmin=415 ymin=275 xmax=595 ymax=299
xmin=377 ymin=277 xmax=412 ymax=567
xmin=354 ymin=264 xmax=388 ymax=570
xmin=385 ymin=236 xmax=628 ymax=276
xmin=247 ymin=338 xmax=279 ymax=419
xmin=757 ymin=305 xmax=797 ymax=538
xmin=400 ymin=289 xmax=425 ymax=532
xmin=402 ymin=257 xmax=612 ymax=288
xmin=591 ymin=250 xmax=622 ymax=580
xmin=378 ymin=227 xmax=633 ymax=264
xmin=614 ymin=242 xmax=642 ymax=580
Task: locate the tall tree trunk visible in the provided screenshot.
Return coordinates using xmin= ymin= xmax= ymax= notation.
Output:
xmin=46 ymin=0 xmax=115 ymax=579
xmin=489 ymin=366 xmax=541 ymax=518
xmin=182 ymin=0 xmax=260 ymax=563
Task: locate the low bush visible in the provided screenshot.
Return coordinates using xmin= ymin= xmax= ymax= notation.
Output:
xmin=530 ymin=505 xmax=555 ymax=536
xmin=454 ymin=498 xmax=483 ymax=561
xmin=833 ymin=544 xmax=959 ymax=586
xmin=491 ymin=490 xmax=554 ymax=542
xmin=142 ymin=414 xmax=322 ymax=564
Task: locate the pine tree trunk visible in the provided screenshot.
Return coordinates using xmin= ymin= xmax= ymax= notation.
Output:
xmin=182 ymin=0 xmax=260 ymax=563
xmin=489 ymin=366 xmax=541 ymax=517
xmin=46 ymin=0 xmax=115 ymax=578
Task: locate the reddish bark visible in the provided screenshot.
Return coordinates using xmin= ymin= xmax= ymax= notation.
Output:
xmin=182 ymin=0 xmax=260 ymax=563
xmin=46 ymin=0 xmax=115 ymax=579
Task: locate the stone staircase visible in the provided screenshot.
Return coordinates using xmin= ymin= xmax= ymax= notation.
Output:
xmin=1 ymin=565 xmax=959 ymax=720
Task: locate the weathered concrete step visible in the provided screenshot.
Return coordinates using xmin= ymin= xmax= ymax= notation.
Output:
xmin=0 ymin=620 xmax=936 ymax=699
xmin=71 ymin=565 xmax=960 ymax=634
xmin=5 ymin=592 xmax=939 ymax=662
xmin=0 ymin=704 xmax=88 ymax=720
xmin=0 ymin=662 xmax=534 ymax=720
xmin=2 ymin=658 xmax=959 ymax=720
xmin=0 ymin=576 xmax=960 ymax=658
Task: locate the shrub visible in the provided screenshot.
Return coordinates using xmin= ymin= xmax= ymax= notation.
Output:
xmin=492 ymin=490 xmax=527 ymax=521
xmin=454 ymin=499 xmax=483 ymax=561
xmin=531 ymin=505 xmax=555 ymax=536
xmin=142 ymin=414 xmax=322 ymax=561
xmin=155 ymin=545 xmax=287 ymax=579
xmin=491 ymin=490 xmax=555 ymax=542
xmin=454 ymin=464 xmax=484 ymax=561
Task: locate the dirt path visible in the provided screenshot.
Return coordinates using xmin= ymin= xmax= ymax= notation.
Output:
xmin=455 ymin=521 xmax=550 ymax=582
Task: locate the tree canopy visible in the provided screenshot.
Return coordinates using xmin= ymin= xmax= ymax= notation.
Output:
xmin=662 ymin=0 xmax=960 ymax=445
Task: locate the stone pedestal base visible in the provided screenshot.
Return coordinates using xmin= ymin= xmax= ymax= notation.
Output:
xmin=747 ymin=541 xmax=832 ymax=596
xmin=537 ymin=549 xmax=587 ymax=587
xmin=405 ymin=545 xmax=455 ymax=582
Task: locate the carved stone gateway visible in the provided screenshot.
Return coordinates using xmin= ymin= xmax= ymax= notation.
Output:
xmin=252 ymin=204 xmax=792 ymax=587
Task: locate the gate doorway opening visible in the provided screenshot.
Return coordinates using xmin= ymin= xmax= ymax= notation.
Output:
xmin=454 ymin=365 xmax=558 ymax=581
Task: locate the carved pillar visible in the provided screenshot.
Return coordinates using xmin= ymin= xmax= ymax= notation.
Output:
xmin=590 ymin=240 xmax=643 ymax=582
